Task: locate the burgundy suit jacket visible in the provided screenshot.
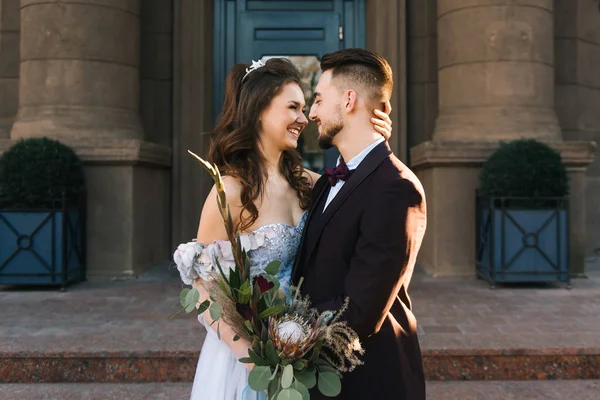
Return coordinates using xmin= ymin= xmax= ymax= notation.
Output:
xmin=292 ymin=141 xmax=427 ymax=400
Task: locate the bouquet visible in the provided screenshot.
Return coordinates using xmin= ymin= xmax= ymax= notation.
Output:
xmin=174 ymin=150 xmax=364 ymax=399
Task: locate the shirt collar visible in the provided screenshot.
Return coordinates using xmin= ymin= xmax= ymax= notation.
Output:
xmin=337 ymin=136 xmax=385 ymax=170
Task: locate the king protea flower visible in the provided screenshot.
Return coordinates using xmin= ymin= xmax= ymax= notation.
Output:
xmin=269 ymin=315 xmax=319 ymax=360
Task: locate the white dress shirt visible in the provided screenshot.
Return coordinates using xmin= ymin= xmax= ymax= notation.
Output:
xmin=323 ymin=136 xmax=385 ymax=211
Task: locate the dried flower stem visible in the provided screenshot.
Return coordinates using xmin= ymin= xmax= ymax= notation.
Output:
xmin=188 ymin=150 xmax=248 ymax=282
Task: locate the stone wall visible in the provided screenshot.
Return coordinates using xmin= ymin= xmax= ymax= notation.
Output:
xmin=140 ymin=0 xmax=173 ymax=147
xmin=407 ymin=0 xmax=438 ymax=155
xmin=555 ymin=0 xmax=600 ymax=255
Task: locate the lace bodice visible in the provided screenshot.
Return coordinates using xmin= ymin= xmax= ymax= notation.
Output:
xmin=174 ymin=211 xmax=307 ymax=295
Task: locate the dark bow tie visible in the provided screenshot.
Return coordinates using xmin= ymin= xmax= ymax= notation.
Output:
xmin=324 ymin=160 xmax=352 ymax=186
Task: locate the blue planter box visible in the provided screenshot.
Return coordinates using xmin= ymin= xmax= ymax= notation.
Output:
xmin=475 ymin=194 xmax=569 ymax=287
xmin=0 ymin=202 xmax=85 ymax=290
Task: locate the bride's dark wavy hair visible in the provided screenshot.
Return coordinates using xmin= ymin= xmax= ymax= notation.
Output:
xmin=209 ymin=58 xmax=312 ymax=232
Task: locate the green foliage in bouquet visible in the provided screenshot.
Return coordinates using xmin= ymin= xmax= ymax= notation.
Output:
xmin=176 ymin=151 xmax=364 ymax=400
xmin=479 ymin=139 xmax=569 ymax=204
xmin=0 ymin=137 xmax=85 ymax=207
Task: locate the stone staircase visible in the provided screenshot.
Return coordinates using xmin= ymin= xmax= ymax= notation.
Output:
xmin=1 ymin=264 xmax=599 ymax=399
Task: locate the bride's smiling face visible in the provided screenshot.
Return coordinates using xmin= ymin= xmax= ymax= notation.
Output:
xmin=258 ymin=82 xmax=308 ymax=151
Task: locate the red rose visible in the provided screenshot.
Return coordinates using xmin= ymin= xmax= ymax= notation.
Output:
xmin=253 ymin=275 xmax=274 ymax=294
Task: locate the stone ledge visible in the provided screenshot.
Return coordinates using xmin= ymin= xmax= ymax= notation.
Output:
xmin=0 ymin=138 xmax=172 ymax=168
xmin=1 ymin=349 xmax=598 ymax=382
xmin=411 ymin=140 xmax=597 ymax=170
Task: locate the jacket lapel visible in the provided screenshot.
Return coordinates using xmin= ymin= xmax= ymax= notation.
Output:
xmin=302 ymin=141 xmax=392 ymax=266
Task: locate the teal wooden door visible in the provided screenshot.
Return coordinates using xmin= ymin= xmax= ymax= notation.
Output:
xmin=214 ymin=0 xmax=365 ymax=171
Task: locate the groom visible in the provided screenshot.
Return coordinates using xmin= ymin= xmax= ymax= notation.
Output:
xmin=292 ymin=48 xmax=427 ymax=399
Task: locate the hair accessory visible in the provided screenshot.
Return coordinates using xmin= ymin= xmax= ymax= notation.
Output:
xmin=242 ymin=59 xmax=266 ymax=82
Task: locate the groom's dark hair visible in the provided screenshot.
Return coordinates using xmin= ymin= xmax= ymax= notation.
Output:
xmin=320 ymin=48 xmax=393 ymax=108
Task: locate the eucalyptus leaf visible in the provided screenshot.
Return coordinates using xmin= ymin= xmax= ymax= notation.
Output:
xmin=293 ymin=380 xmax=310 ymax=400
xmin=184 ymin=288 xmax=200 ymax=313
xmin=269 ymin=363 xmax=280 ymax=381
xmin=196 ymin=299 xmax=210 ymax=315
xmin=209 ymin=302 xmax=222 ymax=321
xmin=317 ymin=371 xmax=341 ymax=397
xmin=264 ymin=260 xmax=282 ymax=276
xmin=316 ymin=363 xmax=338 ymax=375
xmin=281 ymin=364 xmax=294 ymax=389
xmin=294 ymin=368 xmax=316 ymax=389
xmin=276 ymin=388 xmax=302 ymax=400
xmin=248 ymin=365 xmax=272 ymax=391
xmin=268 ymin=375 xmax=281 ymax=399
xmin=233 ymin=335 xmax=240 ymax=342
xmin=179 ymin=288 xmax=190 ymax=307
xmin=239 ymin=357 xmax=252 ymax=364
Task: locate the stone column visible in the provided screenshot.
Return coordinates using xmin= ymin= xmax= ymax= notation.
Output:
xmin=172 ymin=0 xmax=214 ymax=247
xmin=555 ymin=0 xmax=600 ymax=261
xmin=0 ymin=0 xmax=19 ymax=140
xmin=6 ymin=0 xmax=172 ymax=278
xmin=366 ymin=0 xmax=407 ymax=161
xmin=434 ymin=0 xmax=560 ymax=142
xmin=11 ymin=0 xmax=142 ymax=140
xmin=411 ymin=0 xmax=596 ymax=277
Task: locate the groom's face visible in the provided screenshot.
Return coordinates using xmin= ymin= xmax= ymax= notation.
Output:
xmin=309 ymin=70 xmax=344 ymax=150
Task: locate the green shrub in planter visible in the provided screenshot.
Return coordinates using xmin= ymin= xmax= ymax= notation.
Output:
xmin=0 ymin=137 xmax=86 ymax=288
xmin=476 ymin=139 xmax=569 ymax=286
xmin=0 ymin=137 xmax=85 ymax=207
xmin=479 ymin=138 xmax=569 ymax=202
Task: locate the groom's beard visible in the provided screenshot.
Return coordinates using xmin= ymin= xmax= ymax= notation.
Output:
xmin=318 ymin=108 xmax=344 ymax=150
xmin=318 ymin=122 xmax=343 ymax=150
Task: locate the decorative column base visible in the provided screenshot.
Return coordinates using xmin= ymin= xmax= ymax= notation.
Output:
xmin=410 ymin=140 xmax=596 ymax=278
xmin=10 ymin=106 xmax=143 ymax=140
xmin=0 ymin=138 xmax=172 ymax=278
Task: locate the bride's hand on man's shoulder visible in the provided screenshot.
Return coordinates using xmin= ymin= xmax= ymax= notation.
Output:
xmin=372 ymin=100 xmax=392 ymax=140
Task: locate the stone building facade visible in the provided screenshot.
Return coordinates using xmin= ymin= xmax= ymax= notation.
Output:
xmin=0 ymin=0 xmax=598 ymax=278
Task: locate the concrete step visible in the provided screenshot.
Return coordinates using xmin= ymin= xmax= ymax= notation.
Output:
xmin=1 ymin=348 xmax=599 ymax=383
xmin=1 ymin=381 xmax=599 ymax=400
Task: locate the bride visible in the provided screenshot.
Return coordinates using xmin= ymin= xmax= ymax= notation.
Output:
xmin=175 ymin=58 xmax=392 ymax=399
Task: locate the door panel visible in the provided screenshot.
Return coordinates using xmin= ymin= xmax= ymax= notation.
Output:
xmin=214 ymin=0 xmax=365 ymax=171
xmin=237 ymin=11 xmax=340 ymax=61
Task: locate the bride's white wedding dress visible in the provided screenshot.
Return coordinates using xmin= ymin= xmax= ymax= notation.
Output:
xmin=175 ymin=211 xmax=308 ymax=400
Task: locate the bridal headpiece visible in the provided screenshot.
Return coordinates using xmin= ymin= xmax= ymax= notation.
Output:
xmin=242 ymin=59 xmax=266 ymax=83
